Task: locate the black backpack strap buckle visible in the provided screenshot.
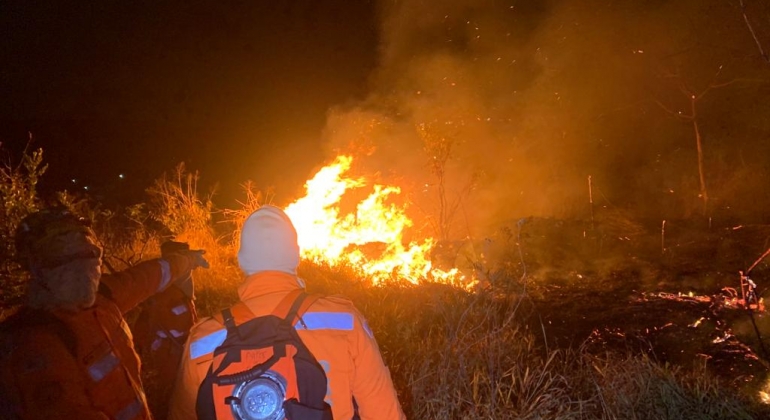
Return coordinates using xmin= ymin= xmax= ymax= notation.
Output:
xmin=221 ymin=308 xmax=238 ymax=334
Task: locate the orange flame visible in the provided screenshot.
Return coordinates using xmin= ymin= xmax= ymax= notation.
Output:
xmin=284 ymin=155 xmax=459 ymax=284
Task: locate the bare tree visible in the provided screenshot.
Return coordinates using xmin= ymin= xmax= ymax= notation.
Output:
xmin=654 ymin=65 xmax=754 ymax=216
xmin=416 ymin=122 xmax=476 ymax=241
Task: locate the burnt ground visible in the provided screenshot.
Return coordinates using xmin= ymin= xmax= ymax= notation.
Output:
xmin=463 ymin=214 xmax=770 ymax=396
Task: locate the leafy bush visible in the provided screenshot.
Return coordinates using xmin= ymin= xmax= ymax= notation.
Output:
xmin=0 ymin=144 xmax=46 ymax=305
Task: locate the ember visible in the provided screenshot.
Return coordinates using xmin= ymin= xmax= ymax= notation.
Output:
xmin=284 ymin=155 xmax=461 ymax=285
xmin=639 ymin=290 xmax=766 ymax=313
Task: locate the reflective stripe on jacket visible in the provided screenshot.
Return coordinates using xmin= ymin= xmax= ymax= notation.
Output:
xmin=0 ymin=257 xmax=189 ymax=420
xmin=168 ymin=271 xmax=406 ymax=420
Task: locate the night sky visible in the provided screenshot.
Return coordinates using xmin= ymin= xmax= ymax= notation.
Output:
xmin=1 ymin=0 xmax=378 ymax=204
xmin=3 ymin=0 xmax=770 ymax=233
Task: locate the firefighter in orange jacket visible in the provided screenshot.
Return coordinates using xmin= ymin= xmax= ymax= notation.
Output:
xmin=168 ymin=205 xmax=405 ymax=420
xmin=0 ymin=208 xmax=209 ymax=419
xmin=132 ymin=241 xmax=200 ymax=407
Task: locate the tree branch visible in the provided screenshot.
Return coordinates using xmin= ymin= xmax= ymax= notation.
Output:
xmin=653 ymin=98 xmax=693 ymax=120
xmin=739 ymin=0 xmax=770 ymax=63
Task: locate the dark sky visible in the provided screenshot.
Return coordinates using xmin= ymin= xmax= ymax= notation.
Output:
xmin=1 ymin=0 xmax=379 ymax=204
xmin=3 ymin=0 xmax=770 ymax=235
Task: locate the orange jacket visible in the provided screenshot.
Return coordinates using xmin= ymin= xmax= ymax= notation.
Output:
xmin=0 ymin=256 xmax=190 ymax=420
xmin=168 ymin=271 xmax=406 ymax=420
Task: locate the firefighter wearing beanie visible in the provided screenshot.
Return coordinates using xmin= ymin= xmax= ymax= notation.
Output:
xmin=169 ymin=205 xmax=405 ymax=420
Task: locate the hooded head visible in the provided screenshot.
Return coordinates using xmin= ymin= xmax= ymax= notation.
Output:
xmin=237 ymin=205 xmax=300 ymax=276
xmin=15 ymin=208 xmax=103 ymax=311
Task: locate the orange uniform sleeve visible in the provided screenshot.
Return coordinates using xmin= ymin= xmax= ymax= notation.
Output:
xmin=349 ymin=310 xmax=406 ymax=420
xmin=100 ymin=255 xmax=192 ymax=314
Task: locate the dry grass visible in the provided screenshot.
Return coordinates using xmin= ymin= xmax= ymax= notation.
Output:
xmin=277 ymin=263 xmax=768 ymax=420
xmin=2 ymin=154 xmax=768 ymax=419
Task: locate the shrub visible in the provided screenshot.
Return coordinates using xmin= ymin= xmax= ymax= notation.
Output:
xmin=0 ymin=144 xmax=46 ymax=305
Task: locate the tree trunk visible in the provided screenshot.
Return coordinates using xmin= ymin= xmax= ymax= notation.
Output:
xmin=691 ymin=96 xmax=708 ymax=215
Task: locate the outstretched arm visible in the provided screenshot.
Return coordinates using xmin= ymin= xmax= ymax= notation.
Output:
xmin=100 ymin=253 xmax=205 ymax=314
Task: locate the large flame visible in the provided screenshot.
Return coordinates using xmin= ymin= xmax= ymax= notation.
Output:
xmin=284 ymin=155 xmax=458 ymax=284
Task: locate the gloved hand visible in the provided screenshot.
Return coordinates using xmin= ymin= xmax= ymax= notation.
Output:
xmin=161 ymin=241 xmax=210 ymax=278
xmin=177 ymin=249 xmax=209 ymax=270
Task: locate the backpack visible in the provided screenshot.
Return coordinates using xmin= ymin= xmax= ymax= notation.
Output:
xmin=196 ymin=290 xmax=333 ymax=420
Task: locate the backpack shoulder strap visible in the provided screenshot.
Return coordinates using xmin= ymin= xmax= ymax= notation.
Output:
xmin=213 ymin=301 xmax=256 ymax=330
xmin=210 ymin=288 xmax=321 ymax=328
xmin=271 ymin=289 xmax=305 ymax=319
xmin=281 ymin=291 xmax=322 ymax=326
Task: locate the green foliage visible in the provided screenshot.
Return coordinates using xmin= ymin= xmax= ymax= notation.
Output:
xmin=141 ymin=163 xmax=243 ymax=316
xmin=93 ymin=205 xmax=163 ymax=271
xmin=146 ymin=163 xmax=213 ymax=241
xmin=0 ymin=146 xmax=46 ymax=268
xmin=0 ymin=145 xmax=46 ymax=305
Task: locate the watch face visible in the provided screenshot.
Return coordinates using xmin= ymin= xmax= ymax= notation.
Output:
xmin=231 ymin=371 xmax=287 ymax=420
